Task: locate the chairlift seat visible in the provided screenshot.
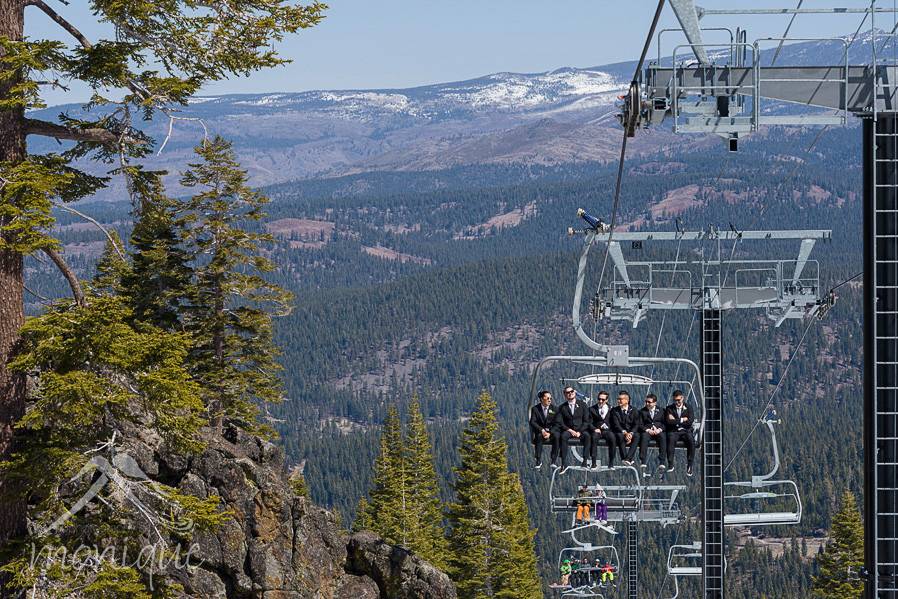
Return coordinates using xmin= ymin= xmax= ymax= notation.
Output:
xmin=668 ymin=566 xmax=702 ymax=576
xmin=540 ymin=435 xmax=697 ymax=449
xmin=724 ymin=512 xmax=800 ymax=526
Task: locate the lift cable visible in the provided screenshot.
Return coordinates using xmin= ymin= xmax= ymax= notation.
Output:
xmin=782 ymin=9 xmax=875 ymax=178
xmin=771 ymin=0 xmax=806 ymax=66
xmin=648 ymin=234 xmax=685 ymax=385
xmin=722 ymin=270 xmax=861 ymax=472
xmin=723 ymin=314 xmax=817 ymax=473
xmin=830 ymin=271 xmax=863 ymax=292
xmin=594 ymin=0 xmax=667 ymax=297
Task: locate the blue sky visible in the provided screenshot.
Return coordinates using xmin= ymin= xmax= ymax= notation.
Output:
xmin=26 ymin=1 xmax=873 ymax=105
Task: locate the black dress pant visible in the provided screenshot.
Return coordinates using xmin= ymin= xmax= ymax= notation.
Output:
xmin=560 ymin=430 xmax=591 ymax=465
xmin=639 ymin=430 xmax=668 ymax=464
xmin=666 ymin=430 xmax=696 ymax=467
xmin=616 ymin=432 xmax=640 ymax=460
xmin=590 ymin=430 xmax=617 ymax=466
xmin=533 ymin=431 xmax=559 ymax=463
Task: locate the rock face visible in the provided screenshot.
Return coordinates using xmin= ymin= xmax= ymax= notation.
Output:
xmin=346 ymin=532 xmax=456 ymax=599
xmin=125 ymin=424 xmax=456 ymax=598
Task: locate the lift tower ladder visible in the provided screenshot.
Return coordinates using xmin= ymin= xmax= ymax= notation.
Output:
xmin=626 ymin=3 xmax=898 ymax=596
xmin=701 ymin=303 xmax=724 ymax=598
xmin=627 ymin=517 xmax=638 ymax=599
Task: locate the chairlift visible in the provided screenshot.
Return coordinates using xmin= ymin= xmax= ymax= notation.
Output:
xmin=529 ymin=355 xmax=705 ymax=467
xmin=665 ymin=542 xmax=703 ymax=599
xmin=550 ymin=545 xmax=621 ymax=598
xmin=550 ymin=463 xmax=686 ymax=538
xmin=723 ymin=411 xmax=802 ymax=527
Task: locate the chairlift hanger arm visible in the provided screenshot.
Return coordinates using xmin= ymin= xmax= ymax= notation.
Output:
xmin=586 ymin=230 xmax=831 ymax=242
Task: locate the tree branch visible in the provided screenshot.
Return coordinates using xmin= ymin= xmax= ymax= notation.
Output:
xmin=26 ymin=0 xmax=92 ymax=49
xmin=24 ymin=118 xmax=120 ymax=145
xmin=52 ymin=202 xmax=126 ymax=261
xmin=42 ymin=248 xmax=85 ymax=307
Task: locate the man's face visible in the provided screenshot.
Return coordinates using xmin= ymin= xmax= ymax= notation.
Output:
xmin=646 ymin=397 xmax=657 ymax=411
xmin=675 ymin=395 xmax=685 ymax=406
xmin=618 ymin=394 xmax=629 ymax=408
xmin=597 ymin=394 xmax=609 ymax=408
xmin=541 ymin=394 xmax=552 ymax=407
xmin=564 ymin=388 xmax=576 ymax=402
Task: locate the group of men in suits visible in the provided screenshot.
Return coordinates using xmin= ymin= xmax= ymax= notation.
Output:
xmin=529 ymin=386 xmax=696 ymax=475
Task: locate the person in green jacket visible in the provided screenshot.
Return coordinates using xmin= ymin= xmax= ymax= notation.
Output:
xmin=559 ymin=559 xmax=572 ymax=586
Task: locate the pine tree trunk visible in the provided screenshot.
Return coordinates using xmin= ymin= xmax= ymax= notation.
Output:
xmin=0 ymin=0 xmax=28 ymax=558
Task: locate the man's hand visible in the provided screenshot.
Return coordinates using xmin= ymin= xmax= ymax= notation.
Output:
xmin=571 ymin=430 xmax=581 ymax=438
xmin=542 ymin=430 xmax=550 ymax=439
xmin=667 ymin=413 xmax=675 ymax=421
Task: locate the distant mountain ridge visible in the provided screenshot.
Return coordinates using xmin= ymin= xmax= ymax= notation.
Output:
xmin=30 ymin=33 xmax=884 ymax=199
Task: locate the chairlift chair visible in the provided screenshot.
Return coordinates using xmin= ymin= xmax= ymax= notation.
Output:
xmin=529 ymin=355 xmax=705 ymax=467
xmin=665 ymin=542 xmax=703 ymax=599
xmin=552 ymin=545 xmax=621 ymax=598
xmin=723 ymin=412 xmax=802 ymax=527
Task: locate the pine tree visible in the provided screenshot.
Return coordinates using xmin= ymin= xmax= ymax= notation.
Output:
xmin=358 ymin=405 xmax=408 ymax=545
xmin=0 ymin=0 xmax=324 ymax=556
xmin=812 ymin=490 xmax=865 ymax=599
xmin=447 ymin=391 xmax=541 ymax=599
xmin=92 ymin=230 xmax=129 ymax=297
xmin=122 ymin=172 xmax=192 ymax=329
xmin=178 ymin=136 xmax=292 ymax=432
xmin=404 ymin=395 xmax=450 ymax=570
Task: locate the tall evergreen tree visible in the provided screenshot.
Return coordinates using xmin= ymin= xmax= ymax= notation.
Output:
xmin=812 ymin=490 xmax=865 ymax=599
xmin=447 ymin=391 xmax=541 ymax=599
xmin=357 ymin=405 xmax=408 ymax=545
xmin=178 ymin=136 xmax=292 ymax=432
xmin=122 ymin=173 xmax=191 ymax=329
xmin=404 ymin=395 xmax=450 ymax=570
xmin=0 ymin=0 xmax=324 ymax=553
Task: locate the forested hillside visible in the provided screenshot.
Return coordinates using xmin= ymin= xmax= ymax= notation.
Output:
xmin=31 ymin=118 xmax=867 ymax=596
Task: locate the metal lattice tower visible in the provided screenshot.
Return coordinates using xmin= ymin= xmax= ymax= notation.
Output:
xmin=866 ymin=112 xmax=898 ymax=595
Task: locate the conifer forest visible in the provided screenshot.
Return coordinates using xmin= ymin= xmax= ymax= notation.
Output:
xmin=0 ymin=1 xmax=889 ymax=598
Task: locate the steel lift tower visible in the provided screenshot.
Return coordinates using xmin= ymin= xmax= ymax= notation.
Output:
xmin=623 ymin=2 xmax=898 ymax=597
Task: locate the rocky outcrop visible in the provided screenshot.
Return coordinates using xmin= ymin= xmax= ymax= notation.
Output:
xmin=121 ymin=423 xmax=455 ymax=598
xmin=346 ymin=531 xmax=456 ymax=599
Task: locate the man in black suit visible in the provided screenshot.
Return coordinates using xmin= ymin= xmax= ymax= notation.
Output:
xmin=611 ymin=390 xmax=640 ymax=465
xmin=589 ymin=390 xmax=617 ymax=469
xmin=555 ymin=386 xmax=591 ymax=472
xmin=529 ymin=390 xmax=558 ymax=469
xmin=665 ymin=389 xmax=696 ymax=476
xmin=639 ymin=393 xmax=668 ymax=472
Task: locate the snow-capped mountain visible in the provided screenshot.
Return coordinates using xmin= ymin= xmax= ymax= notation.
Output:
xmin=30 ymin=34 xmax=879 ymax=197
xmin=187 ymin=68 xmax=624 ymax=121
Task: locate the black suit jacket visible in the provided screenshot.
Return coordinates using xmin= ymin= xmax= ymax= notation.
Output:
xmin=611 ymin=405 xmax=641 ymax=434
xmin=555 ymin=400 xmax=590 ymax=433
xmin=589 ymin=403 xmax=614 ymax=433
xmin=529 ymin=403 xmax=557 ymax=443
xmin=665 ymin=403 xmax=694 ymax=432
xmin=639 ymin=406 xmax=666 ymax=433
